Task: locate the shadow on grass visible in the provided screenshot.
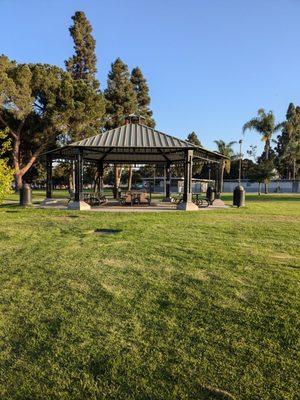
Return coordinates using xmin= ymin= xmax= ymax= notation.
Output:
xmin=221 ymin=194 xmax=300 ymax=202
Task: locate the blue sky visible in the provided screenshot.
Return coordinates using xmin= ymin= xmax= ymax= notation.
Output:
xmin=1 ymin=0 xmax=300 ymax=155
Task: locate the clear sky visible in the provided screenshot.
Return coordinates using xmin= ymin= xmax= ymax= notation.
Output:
xmin=1 ymin=0 xmax=300 ymax=155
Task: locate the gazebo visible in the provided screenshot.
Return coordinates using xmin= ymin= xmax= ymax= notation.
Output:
xmin=42 ymin=116 xmax=226 ymax=210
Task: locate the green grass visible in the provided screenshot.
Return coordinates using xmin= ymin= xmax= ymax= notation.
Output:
xmin=0 ymin=195 xmax=299 ymax=399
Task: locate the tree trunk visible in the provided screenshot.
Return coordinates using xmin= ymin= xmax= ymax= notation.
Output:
xmin=13 ymin=137 xmax=21 ymax=191
xmin=128 ymin=165 xmax=133 ymax=191
xmin=113 ymin=165 xmax=123 ymax=198
xmin=264 ymin=139 xmax=270 ymax=160
xmin=92 ymin=172 xmax=97 ymax=193
xmin=14 ymin=172 xmax=23 ymax=192
xmin=220 ymin=162 xmax=225 ymax=193
xmin=264 ymin=181 xmax=268 ymax=194
xmin=258 ymin=182 xmax=261 ymax=195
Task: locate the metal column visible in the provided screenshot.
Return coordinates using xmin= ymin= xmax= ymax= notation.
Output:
xmin=215 ymin=162 xmax=221 ymax=198
xmin=74 ymin=149 xmax=83 ymax=202
xmin=165 ymin=162 xmax=171 ymax=198
xmin=183 ymin=149 xmax=193 ymax=203
xmin=98 ymin=160 xmax=104 ymax=193
xmin=46 ymin=154 xmax=52 ymax=199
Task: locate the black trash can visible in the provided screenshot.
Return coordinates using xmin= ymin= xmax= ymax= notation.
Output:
xmin=20 ymin=183 xmax=32 ymax=206
xmin=206 ymin=186 xmax=215 ymax=203
xmin=233 ymin=185 xmax=245 ymax=207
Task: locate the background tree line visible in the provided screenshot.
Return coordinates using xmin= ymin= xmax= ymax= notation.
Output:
xmin=0 ymin=10 xmax=299 ymax=197
xmin=0 ymin=11 xmax=155 ymax=193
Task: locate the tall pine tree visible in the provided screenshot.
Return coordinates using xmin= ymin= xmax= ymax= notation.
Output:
xmin=65 ymin=11 xmax=105 ymax=140
xmin=187 ymin=131 xmax=202 ymax=146
xmin=65 ymin=11 xmax=98 ymax=88
xmin=104 ymin=58 xmax=138 ymax=129
xmin=275 ymin=103 xmax=297 ymax=178
xmin=104 ymin=58 xmax=138 ymax=195
xmin=130 ymin=67 xmax=155 ymax=127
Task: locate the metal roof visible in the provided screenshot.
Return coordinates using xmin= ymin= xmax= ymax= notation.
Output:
xmin=70 ymin=123 xmax=196 ymax=149
xmin=43 ymin=123 xmax=226 ymax=164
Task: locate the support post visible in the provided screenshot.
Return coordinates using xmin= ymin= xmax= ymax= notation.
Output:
xmin=74 ymin=149 xmax=83 ymax=202
xmin=68 ymin=148 xmax=91 ymax=210
xmin=177 ymin=149 xmax=198 ymax=210
xmin=162 ymin=161 xmax=172 ymax=202
xmin=212 ymin=162 xmax=226 ymax=207
xmin=46 ymin=154 xmax=52 ymax=199
xmin=215 ymin=162 xmax=222 ymax=199
xmin=98 ymin=160 xmax=104 ymax=193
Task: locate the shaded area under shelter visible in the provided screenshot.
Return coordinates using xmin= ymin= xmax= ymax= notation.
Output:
xmin=41 ymin=116 xmax=227 ymax=210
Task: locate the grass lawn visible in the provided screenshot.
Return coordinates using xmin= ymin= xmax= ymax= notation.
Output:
xmin=0 ymin=194 xmax=299 ymax=399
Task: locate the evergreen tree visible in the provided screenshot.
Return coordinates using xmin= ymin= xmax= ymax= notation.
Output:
xmin=104 ymin=58 xmax=138 ymax=195
xmin=104 ymin=58 xmax=138 ymax=129
xmin=187 ymin=131 xmax=202 ymax=146
xmin=130 ymin=67 xmax=155 ymax=127
xmin=275 ymin=103 xmax=300 ymax=178
xmin=247 ymin=160 xmax=276 ymax=195
xmin=65 ymin=11 xmax=105 ymax=140
xmin=214 ymin=140 xmax=237 ymax=192
xmin=0 ymin=56 xmax=76 ymax=189
xmin=65 ymin=11 xmax=98 ymax=88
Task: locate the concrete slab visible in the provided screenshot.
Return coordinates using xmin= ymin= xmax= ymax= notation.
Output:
xmin=67 ymin=201 xmax=91 ymax=211
xmin=42 ymin=198 xmax=61 ymax=205
xmin=35 ymin=199 xmax=228 ymax=212
xmin=177 ymin=201 xmax=199 ymax=211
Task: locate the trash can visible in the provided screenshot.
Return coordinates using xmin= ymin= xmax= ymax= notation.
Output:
xmin=233 ymin=185 xmax=245 ymax=207
xmin=206 ymin=186 xmax=215 ymax=203
xmin=20 ymin=183 xmax=32 ymax=206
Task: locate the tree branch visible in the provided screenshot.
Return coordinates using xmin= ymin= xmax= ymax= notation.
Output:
xmin=0 ymin=114 xmax=18 ymax=140
xmin=20 ymin=146 xmax=45 ymax=176
xmin=34 ymin=102 xmax=44 ymax=112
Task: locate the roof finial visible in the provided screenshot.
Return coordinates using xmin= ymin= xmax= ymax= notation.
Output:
xmin=124 ymin=114 xmax=146 ymax=124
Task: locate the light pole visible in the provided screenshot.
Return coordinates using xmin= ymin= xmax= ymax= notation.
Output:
xmin=238 ymin=139 xmax=243 ymax=186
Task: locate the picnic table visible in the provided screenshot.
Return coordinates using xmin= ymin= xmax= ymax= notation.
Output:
xmin=68 ymin=191 xmax=107 ymax=206
xmin=119 ymin=191 xmax=150 ymax=206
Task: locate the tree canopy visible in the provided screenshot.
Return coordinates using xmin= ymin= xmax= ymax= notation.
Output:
xmin=65 ymin=11 xmax=98 ymax=87
xmin=0 ymin=56 xmax=75 ymax=188
xmin=243 ymin=109 xmax=281 ymax=160
xmin=130 ymin=67 xmax=155 ymax=127
xmin=187 ymin=131 xmax=202 ymax=146
xmin=65 ymin=11 xmax=105 ymax=141
xmin=104 ymin=58 xmax=138 ymax=130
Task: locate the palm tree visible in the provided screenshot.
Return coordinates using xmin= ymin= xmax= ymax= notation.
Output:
xmin=243 ymin=109 xmax=281 ymax=160
xmin=214 ymin=140 xmax=236 ymax=191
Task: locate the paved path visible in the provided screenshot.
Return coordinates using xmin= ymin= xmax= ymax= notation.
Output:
xmin=35 ymin=199 xmax=228 ymax=212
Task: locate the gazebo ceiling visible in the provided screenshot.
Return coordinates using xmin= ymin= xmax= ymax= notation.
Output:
xmin=43 ymin=123 xmax=226 ymax=164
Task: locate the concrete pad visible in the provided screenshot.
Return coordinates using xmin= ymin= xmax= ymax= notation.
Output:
xmin=177 ymin=201 xmax=199 ymax=211
xmin=42 ymin=198 xmax=61 ymax=205
xmin=67 ymin=201 xmax=91 ymax=211
xmin=210 ymin=199 xmax=226 ymax=208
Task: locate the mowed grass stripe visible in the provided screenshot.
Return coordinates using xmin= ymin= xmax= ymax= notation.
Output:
xmin=0 ymin=196 xmax=299 ymax=399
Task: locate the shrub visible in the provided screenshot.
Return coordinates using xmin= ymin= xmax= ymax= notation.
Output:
xmin=0 ymin=159 xmax=13 ymax=204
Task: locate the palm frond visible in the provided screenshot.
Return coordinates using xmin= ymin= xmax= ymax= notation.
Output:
xmin=242 ymin=118 xmax=259 ymax=133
